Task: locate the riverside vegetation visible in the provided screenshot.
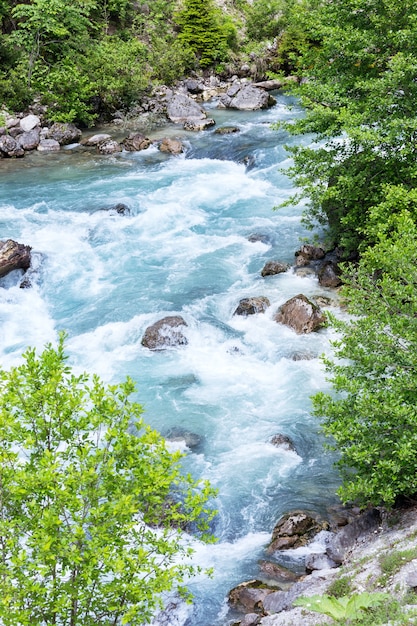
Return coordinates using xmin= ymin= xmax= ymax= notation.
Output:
xmin=1 ymin=0 xmax=417 ymax=624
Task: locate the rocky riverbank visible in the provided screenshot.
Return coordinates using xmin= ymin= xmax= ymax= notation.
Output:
xmin=229 ymin=503 xmax=417 ymax=625
xmin=0 ymin=74 xmax=294 ymax=160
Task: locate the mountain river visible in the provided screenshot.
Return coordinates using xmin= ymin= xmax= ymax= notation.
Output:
xmin=0 ymin=93 xmax=341 ymax=625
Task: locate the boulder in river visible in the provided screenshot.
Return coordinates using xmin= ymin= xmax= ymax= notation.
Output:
xmin=318 ymin=260 xmax=342 ymax=288
xmin=183 ymin=118 xmax=215 ymax=131
xmin=269 ymin=434 xmax=296 ymax=452
xmin=166 ymin=92 xmax=207 ymax=123
xmin=234 ymin=296 xmax=270 ymax=316
xmin=268 ymin=510 xmax=329 ymax=553
xmin=0 ymin=239 xmax=32 ymax=279
xmin=37 ymin=139 xmax=60 ymax=152
xmin=261 ymin=261 xmax=290 ymax=277
xmin=220 ymin=84 xmax=276 ymax=111
xmin=97 ymin=139 xmax=122 ymax=154
xmin=141 ymin=315 xmax=188 ymax=350
xmin=274 ymin=294 xmax=326 ymax=334
xmin=122 ymin=132 xmax=152 ymax=151
xmin=214 ymin=126 xmax=240 ymax=135
xmin=295 ymin=244 xmax=326 ymax=267
xmin=47 ymin=122 xmax=82 ymax=145
xmin=82 ymin=133 xmax=111 ymax=146
xmin=158 ymin=137 xmax=184 ymax=154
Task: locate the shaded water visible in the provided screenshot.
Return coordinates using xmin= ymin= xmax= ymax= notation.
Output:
xmin=0 ymin=94 xmax=340 ymax=625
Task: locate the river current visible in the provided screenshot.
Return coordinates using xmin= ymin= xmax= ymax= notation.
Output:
xmin=0 ymin=94 xmax=340 ymax=625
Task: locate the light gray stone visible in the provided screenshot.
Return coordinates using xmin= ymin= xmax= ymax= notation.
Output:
xmin=37 ymin=139 xmax=60 ymax=152
xmin=20 ymin=114 xmax=40 ymax=132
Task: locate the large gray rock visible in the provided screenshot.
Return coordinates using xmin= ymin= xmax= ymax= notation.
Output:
xmin=37 ymin=139 xmax=60 ymax=152
xmin=47 ymin=122 xmax=82 ymax=145
xmin=0 ymin=239 xmax=32 ymax=278
xmin=268 ymin=510 xmax=329 ymax=553
xmin=166 ymin=93 xmax=207 ymax=123
xmin=0 ymin=135 xmax=24 ymax=157
xmin=17 ymin=128 xmax=40 ymax=151
xmin=222 ymin=84 xmax=276 ymax=111
xmin=20 ymin=114 xmax=40 ymax=132
xmin=234 ymin=296 xmax=270 ymax=316
xmin=326 ymin=508 xmax=382 ymax=564
xmin=141 ymin=315 xmax=188 ymax=351
xmin=274 ymin=294 xmax=326 ymax=334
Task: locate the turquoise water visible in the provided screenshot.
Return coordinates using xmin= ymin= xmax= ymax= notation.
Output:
xmin=0 ymin=95 xmax=340 ymax=625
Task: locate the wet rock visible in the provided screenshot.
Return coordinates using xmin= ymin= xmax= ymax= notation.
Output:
xmin=0 ymin=239 xmax=32 ymax=279
xmin=295 ymin=244 xmax=326 ymax=266
xmin=228 ymin=580 xmax=275 ymax=613
xmin=166 ymin=92 xmax=207 ymax=123
xmin=0 ymin=135 xmax=25 ymax=157
xmin=82 ymin=133 xmax=111 ymax=146
xmin=248 ymin=233 xmax=272 ymax=244
xmin=17 ymin=128 xmax=40 ymax=151
xmin=269 ymin=434 xmax=296 ymax=452
xmin=106 ymin=203 xmax=130 ymax=215
xmin=305 ymin=552 xmax=338 ymax=573
xmin=234 ymin=296 xmax=270 ymax=316
xmin=183 ymin=118 xmax=215 ymax=131
xmin=268 ymin=510 xmax=329 ymax=554
xmin=274 ymin=294 xmax=326 ymax=334
xmin=214 ymin=126 xmax=240 ymax=135
xmin=20 ymin=114 xmax=40 ymax=132
xmin=164 ymin=428 xmax=203 ymax=450
xmin=261 ymin=261 xmax=290 ymax=277
xmin=141 ymin=315 xmax=188 ymax=351
xmin=326 ymin=508 xmax=382 ymax=564
xmin=318 ymin=261 xmax=342 ymax=288
xmin=258 ymin=560 xmax=300 ymax=584
xmin=122 ymin=132 xmax=152 ymax=151
xmin=97 ymin=139 xmax=122 ymax=154
xmin=37 ymin=139 xmax=61 ymax=152
xmin=47 ymin=122 xmax=82 ymax=145
xmin=159 ymin=138 xmax=184 ymax=154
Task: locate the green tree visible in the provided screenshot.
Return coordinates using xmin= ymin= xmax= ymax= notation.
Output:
xmin=174 ymin=0 xmax=237 ymax=67
xmin=0 ymin=334 xmax=216 ymax=625
xmin=313 ymin=188 xmax=417 ymax=507
xmin=282 ymin=0 xmax=417 ymax=255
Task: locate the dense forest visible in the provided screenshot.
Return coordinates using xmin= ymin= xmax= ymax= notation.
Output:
xmin=0 ymin=0 xmax=310 ymax=125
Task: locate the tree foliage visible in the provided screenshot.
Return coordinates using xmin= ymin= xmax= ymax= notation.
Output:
xmin=313 ymin=188 xmax=417 ymax=507
xmin=174 ymin=0 xmax=237 ymax=68
xmin=0 ymin=334 xmax=216 ymax=625
xmin=282 ymin=0 xmax=417 ymax=255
